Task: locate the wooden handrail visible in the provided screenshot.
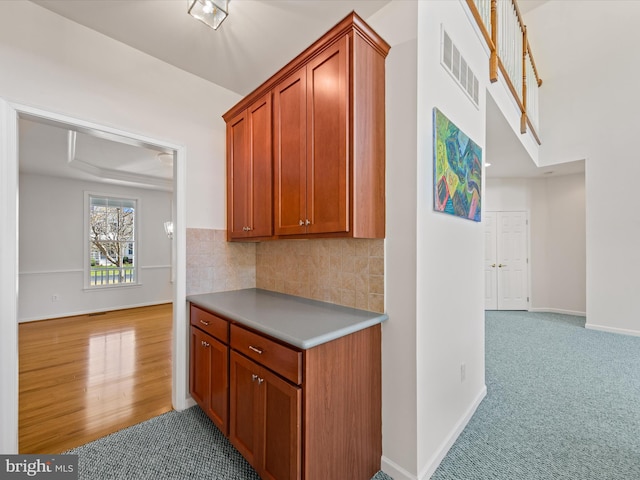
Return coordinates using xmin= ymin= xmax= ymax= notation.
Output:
xmin=466 ymin=0 xmax=542 ymax=144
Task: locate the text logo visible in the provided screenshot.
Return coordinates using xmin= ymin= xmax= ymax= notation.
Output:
xmin=0 ymin=455 xmax=78 ymax=480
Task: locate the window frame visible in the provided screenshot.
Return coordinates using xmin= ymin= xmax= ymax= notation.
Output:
xmin=84 ymin=191 xmax=141 ymax=289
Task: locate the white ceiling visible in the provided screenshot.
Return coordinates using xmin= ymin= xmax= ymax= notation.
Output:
xmin=485 ymin=95 xmax=584 ymax=179
xmin=31 ymin=0 xmax=392 ymax=96
xmin=19 ymin=117 xmax=174 ymax=190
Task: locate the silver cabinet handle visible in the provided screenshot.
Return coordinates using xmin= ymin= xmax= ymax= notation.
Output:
xmin=201 ymin=340 xmax=210 ymax=347
xmin=200 ymin=320 xmax=209 ymax=326
xmin=490 ymin=264 xmax=496 ymax=268
xmin=252 ymin=374 xmax=258 ymax=382
xmin=299 ymin=220 xmax=304 ymax=226
xmin=248 ymin=345 xmax=263 ymax=355
xmin=498 ymin=264 xmax=507 ymax=268
xmin=258 ymin=377 xmax=264 ymax=385
xmin=305 ymin=219 xmax=310 ymax=225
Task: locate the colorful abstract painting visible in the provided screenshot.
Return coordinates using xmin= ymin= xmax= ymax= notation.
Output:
xmin=433 ymin=108 xmax=482 ymax=222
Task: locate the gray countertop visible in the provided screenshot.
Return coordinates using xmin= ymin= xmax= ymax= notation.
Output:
xmin=187 ymin=288 xmax=388 ymax=349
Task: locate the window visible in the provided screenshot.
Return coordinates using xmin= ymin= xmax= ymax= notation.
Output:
xmin=88 ymin=194 xmax=137 ymax=287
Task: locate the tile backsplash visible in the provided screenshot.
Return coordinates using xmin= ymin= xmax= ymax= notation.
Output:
xmin=186 ymin=229 xmax=384 ymax=313
xmin=256 ymin=238 xmax=384 ymax=313
xmin=186 ymin=229 xmax=256 ymax=295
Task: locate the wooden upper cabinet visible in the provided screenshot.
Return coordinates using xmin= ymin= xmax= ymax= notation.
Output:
xmin=273 ymin=68 xmax=307 ymax=236
xmin=224 ymin=12 xmax=389 ymax=240
xmin=273 ymin=36 xmax=349 ymax=237
xmin=226 ymin=94 xmax=273 ymax=240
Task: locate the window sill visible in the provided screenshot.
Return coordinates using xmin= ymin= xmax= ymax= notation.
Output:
xmin=84 ymin=283 xmax=143 ymax=291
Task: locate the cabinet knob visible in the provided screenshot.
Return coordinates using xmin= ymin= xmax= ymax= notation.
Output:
xmin=258 ymin=377 xmax=264 ymax=385
xmin=249 ymin=345 xmax=263 ymax=355
xmin=201 ymin=340 xmax=210 ymax=347
xmin=200 ymin=320 xmax=210 ymax=326
xmin=298 ymin=220 xmax=304 ymax=226
xmin=252 ymin=374 xmax=258 ymax=382
xmin=305 ymin=219 xmax=310 ymax=225
xmin=498 ymin=264 xmax=507 ymax=268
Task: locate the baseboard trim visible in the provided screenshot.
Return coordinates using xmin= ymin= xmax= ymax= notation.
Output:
xmin=380 ymin=385 xmax=488 ymax=480
xmin=380 ymin=456 xmax=418 ymax=480
xmin=585 ymin=323 xmax=640 ymax=337
xmin=417 ymin=385 xmax=487 ymax=480
xmin=529 ymin=307 xmax=586 ymax=317
xmin=18 ymin=300 xmax=173 ymax=323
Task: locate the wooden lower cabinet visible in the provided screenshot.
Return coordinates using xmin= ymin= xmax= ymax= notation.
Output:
xmin=230 ymin=350 xmax=301 ymax=480
xmin=189 ymin=326 xmax=229 ymax=435
xmin=190 ymin=302 xmax=382 ymax=480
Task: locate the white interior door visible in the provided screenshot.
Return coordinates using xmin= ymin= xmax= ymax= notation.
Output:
xmin=485 ymin=211 xmax=529 ymax=310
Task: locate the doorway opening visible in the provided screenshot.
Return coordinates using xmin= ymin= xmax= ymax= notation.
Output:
xmin=0 ymin=101 xmax=189 ymax=454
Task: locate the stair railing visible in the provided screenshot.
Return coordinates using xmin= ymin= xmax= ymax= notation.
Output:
xmin=466 ymin=0 xmax=542 ymax=144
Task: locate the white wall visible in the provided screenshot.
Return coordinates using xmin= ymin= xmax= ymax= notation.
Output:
xmin=371 ymin=1 xmax=490 ymax=477
xmin=19 ymin=173 xmax=172 ymax=321
xmin=0 ymin=0 xmax=240 ymax=230
xmin=415 ymin=1 xmax=487 ymax=477
xmin=368 ymin=1 xmax=419 ymax=477
xmin=486 ymin=174 xmax=586 ymax=316
xmin=524 ymin=1 xmax=640 ymax=335
xmin=0 ymin=0 xmax=241 ymax=453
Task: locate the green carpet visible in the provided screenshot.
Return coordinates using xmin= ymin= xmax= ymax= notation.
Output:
xmin=432 ymin=311 xmax=640 ymax=479
xmin=65 ymin=402 xmax=391 ymax=479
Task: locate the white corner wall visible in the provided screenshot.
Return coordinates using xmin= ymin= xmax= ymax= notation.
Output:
xmin=19 ymin=173 xmax=173 ymax=321
xmin=525 ymin=1 xmax=637 ymax=334
xmin=368 ymin=1 xmax=419 ymax=477
xmin=371 ymin=1 xmax=493 ymax=476
xmin=415 ymin=1 xmax=487 ymax=477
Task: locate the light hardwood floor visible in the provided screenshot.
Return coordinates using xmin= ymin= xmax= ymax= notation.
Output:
xmin=19 ymin=304 xmax=173 ymax=454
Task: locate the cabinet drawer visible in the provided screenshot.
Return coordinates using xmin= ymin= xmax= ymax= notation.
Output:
xmin=190 ymin=305 xmax=229 ymax=343
xmin=230 ymin=324 xmax=302 ymax=385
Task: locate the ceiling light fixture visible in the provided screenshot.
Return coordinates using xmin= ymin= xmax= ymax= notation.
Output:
xmin=187 ymin=0 xmax=229 ymax=30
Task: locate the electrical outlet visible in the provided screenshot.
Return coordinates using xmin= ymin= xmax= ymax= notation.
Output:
xmin=460 ymin=363 xmax=466 ymax=382
xmin=52 ymin=294 xmax=59 ymax=302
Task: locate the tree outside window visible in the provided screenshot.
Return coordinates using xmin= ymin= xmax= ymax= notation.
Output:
xmin=89 ymin=195 xmax=137 ymax=286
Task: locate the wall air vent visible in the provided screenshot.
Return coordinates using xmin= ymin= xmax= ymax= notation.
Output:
xmin=441 ymin=28 xmax=479 ymax=107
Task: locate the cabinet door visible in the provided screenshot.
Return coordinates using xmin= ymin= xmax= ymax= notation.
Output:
xmin=206 ymin=335 xmax=229 ymax=435
xmin=306 ymin=35 xmax=349 ymax=235
xmin=247 ymin=95 xmax=273 ymax=238
xmin=261 ymin=367 xmax=301 ymax=480
xmin=274 ymin=68 xmax=307 ymax=236
xmin=227 ymin=94 xmax=273 ymax=239
xmin=230 ymin=351 xmax=302 ymax=480
xmin=229 ymin=351 xmax=259 ymax=468
xmin=227 ymin=110 xmax=250 ymax=239
xmin=190 ymin=327 xmax=210 ymax=409
xmin=190 ymin=327 xmax=229 ymax=434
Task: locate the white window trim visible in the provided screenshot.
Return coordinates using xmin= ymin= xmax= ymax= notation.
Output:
xmin=84 ymin=191 xmax=142 ymax=289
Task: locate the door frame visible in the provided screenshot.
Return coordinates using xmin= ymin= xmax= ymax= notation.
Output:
xmin=0 ymin=100 xmax=189 ymax=453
